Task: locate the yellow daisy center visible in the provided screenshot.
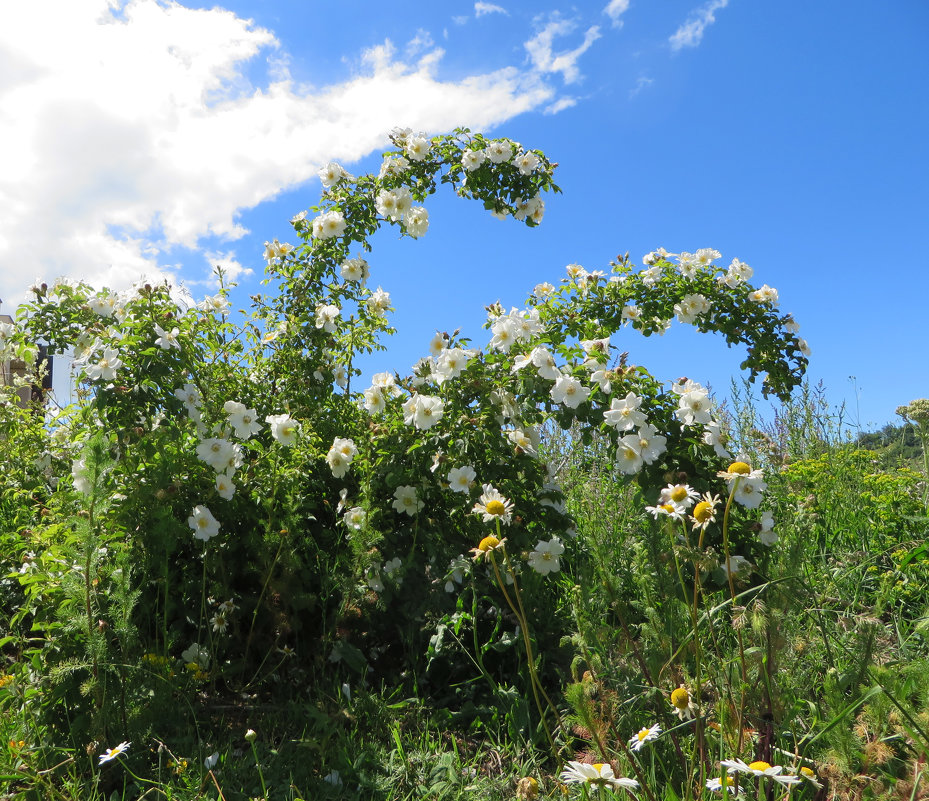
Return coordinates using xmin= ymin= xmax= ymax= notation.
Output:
xmin=799 ymin=767 xmax=815 ymax=778
xmin=728 ymin=461 xmax=751 ymax=475
xmin=485 ymin=499 xmax=506 ymax=516
xmin=637 ymin=728 xmax=650 ymax=741
xmin=593 ymin=763 xmax=606 ymax=773
xmin=693 ymin=501 xmax=714 ymax=523
xmin=670 ymin=687 xmax=690 ymax=709
xmin=749 ymin=761 xmax=772 ymax=772
xmin=478 ymin=535 xmax=500 ymax=552
xmin=670 ymin=486 xmax=689 ymax=502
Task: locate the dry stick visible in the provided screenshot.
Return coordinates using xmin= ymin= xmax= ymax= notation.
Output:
xmin=209 ymin=769 xmax=228 ymax=800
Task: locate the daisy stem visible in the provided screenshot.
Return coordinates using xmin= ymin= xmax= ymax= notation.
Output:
xmin=249 ymin=739 xmax=268 ymax=798
xmin=721 ymin=482 xmax=749 ymax=752
xmin=502 ymin=547 xmax=564 ymax=735
xmin=469 ymin=576 xmax=499 ymax=695
xmin=692 ymin=524 xmax=708 ymax=778
xmin=487 ymin=546 xmax=557 ymax=760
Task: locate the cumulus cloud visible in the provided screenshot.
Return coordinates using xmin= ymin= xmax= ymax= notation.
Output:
xmin=204 ymin=250 xmax=251 ymax=286
xmin=603 ymin=0 xmax=631 ymax=28
xmin=525 ymin=16 xmax=602 ymax=85
xmin=0 ymin=0 xmax=560 ymax=306
xmin=669 ymin=0 xmax=730 ymax=51
xmin=475 ymin=2 xmax=508 ymax=17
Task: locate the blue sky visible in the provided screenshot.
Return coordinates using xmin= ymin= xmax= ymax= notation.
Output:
xmin=1 ymin=0 xmax=926 ymax=430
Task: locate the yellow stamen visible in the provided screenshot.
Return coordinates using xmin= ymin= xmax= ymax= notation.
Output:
xmin=693 ymin=501 xmax=714 ymax=523
xmin=728 ymin=461 xmax=751 ymax=475
xmin=478 ymin=535 xmax=500 ymax=552
xmin=670 ymin=486 xmax=688 ymax=502
xmin=670 ymin=687 xmax=690 ymax=709
xmin=748 ymin=761 xmax=772 ymax=772
xmin=485 ymin=499 xmax=506 ymax=516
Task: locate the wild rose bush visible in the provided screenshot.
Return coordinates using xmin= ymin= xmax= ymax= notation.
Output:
xmin=0 ymin=128 xmax=807 ymax=749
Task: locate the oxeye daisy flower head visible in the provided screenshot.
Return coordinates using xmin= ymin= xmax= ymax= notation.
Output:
xmin=664 ymin=483 xmax=699 ymax=509
xmin=559 ymin=761 xmax=639 ymax=792
xmin=472 ymin=484 xmax=514 ymax=525
xmin=706 ymin=775 xmax=743 ymax=794
xmin=629 ymin=722 xmax=661 ymax=751
xmin=470 ymin=534 xmax=506 ymax=561
xmin=645 ymin=503 xmax=683 ymax=520
xmin=691 ymin=493 xmax=721 ymax=531
xmin=721 ymin=759 xmax=801 ymax=786
xmin=717 ymin=460 xmax=763 ymax=483
xmin=99 ymin=741 xmax=130 ymax=764
xmin=670 ymin=684 xmax=697 ymax=720
xmin=796 ymin=766 xmax=823 ymax=788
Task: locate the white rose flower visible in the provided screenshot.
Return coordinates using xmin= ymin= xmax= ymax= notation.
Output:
xmin=265 ymin=414 xmax=300 ymax=446
xmin=447 ymin=466 xmax=476 ymax=494
xmin=188 ymin=505 xmax=220 ymax=542
xmin=312 ymin=210 xmax=347 ymax=239
xmin=393 ymin=485 xmax=423 ymax=516
xmin=461 ymin=148 xmax=485 ymax=171
xmin=527 ymin=537 xmax=565 ymax=575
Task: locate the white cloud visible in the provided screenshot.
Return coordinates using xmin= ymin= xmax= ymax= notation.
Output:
xmin=406 ymin=29 xmax=435 ymax=58
xmin=629 ymin=75 xmax=653 ymax=97
xmin=545 ymin=97 xmax=578 ymax=115
xmin=0 ymin=0 xmax=561 ymax=306
xmin=475 ymin=2 xmax=508 ymax=17
xmin=669 ymin=0 xmax=730 ymax=51
xmin=603 ymin=0 xmax=631 ymax=28
xmin=205 ymin=250 xmax=251 ymax=286
xmin=525 ymin=16 xmax=602 ymax=85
